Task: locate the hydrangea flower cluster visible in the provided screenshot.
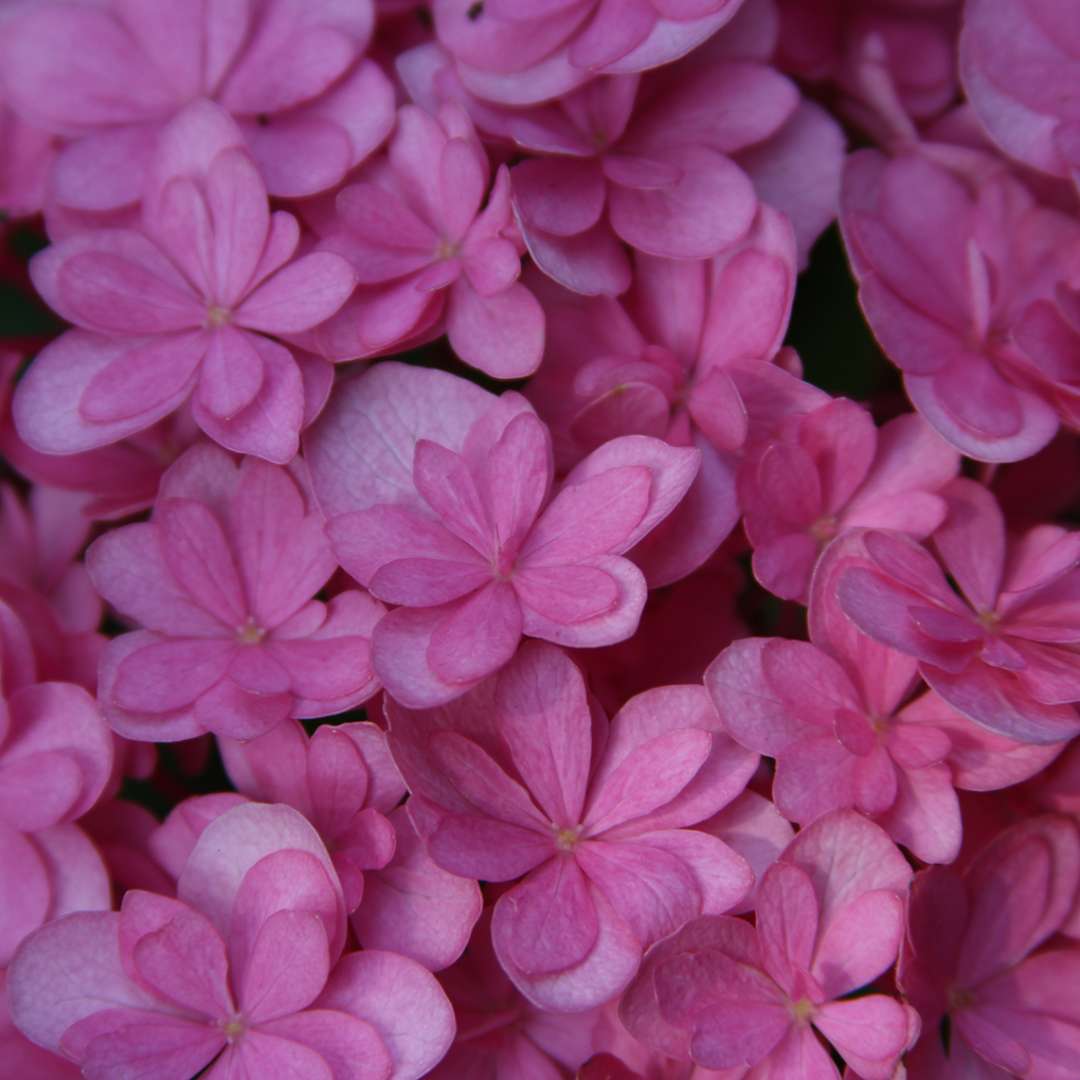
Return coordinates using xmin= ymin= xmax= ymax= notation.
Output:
xmin=1 ymin=1 xmax=1078 ymax=1078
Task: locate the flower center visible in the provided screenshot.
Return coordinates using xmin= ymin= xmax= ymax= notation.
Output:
xmin=435 ymin=238 xmax=459 ymax=260
xmin=221 ymin=1015 xmax=246 ymax=1042
xmin=206 ymin=304 xmax=231 ymax=329
xmin=236 ymin=618 xmax=265 ymax=644
xmin=810 ymin=514 xmax=838 ymax=543
xmin=977 ymin=609 xmax=1000 ymax=631
xmin=789 ymin=997 xmax=815 ymax=1023
xmin=553 ymin=825 xmax=582 ymax=852
xmin=948 ymin=985 xmax=975 ymax=1011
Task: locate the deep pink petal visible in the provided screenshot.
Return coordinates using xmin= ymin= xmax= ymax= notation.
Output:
xmin=240 ymin=910 xmax=329 ymax=1024
xmin=492 ymin=858 xmax=599 ymax=976
xmin=427 ymin=582 xmax=524 ymax=686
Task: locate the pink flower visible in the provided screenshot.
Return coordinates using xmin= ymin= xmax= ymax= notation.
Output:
xmin=1 ymin=820 xmax=110 ymax=968
xmin=221 ymin=718 xmax=483 ymax=969
xmin=0 ymin=0 xmax=394 ymax=209
xmin=8 ymin=802 xmax=456 ymax=1079
xmin=14 ymin=101 xmax=356 ymax=464
xmin=776 ymin=0 xmax=960 ymax=149
xmin=900 ymin=815 xmax=1080 ymax=1077
xmin=841 ymin=149 xmax=1080 ymax=461
xmin=88 ymin=443 xmax=384 ymax=742
xmin=0 ymin=485 xmax=101 ymax=636
xmin=431 ymin=0 xmax=748 ymax=106
xmin=506 ymin=66 xmax=795 ymax=296
xmin=738 ymin=400 xmax=959 ymax=601
xmin=388 ymin=641 xmax=757 ymax=1011
xmin=620 ymin=810 xmax=918 ymax=1079
xmin=708 ymin=529 xmax=1062 ymax=863
xmin=835 ymin=478 xmax=1080 ymax=744
xmin=960 ymin=0 xmax=1080 ymax=180
xmin=305 ymin=362 xmax=700 ymax=707
xmin=0 ymin=679 xmax=114 ymax=836
xmin=526 ymin=209 xmax=797 ymax=586
xmin=310 ymin=104 xmax=545 ymax=379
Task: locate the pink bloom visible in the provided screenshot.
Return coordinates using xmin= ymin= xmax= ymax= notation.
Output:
xmin=388 ymin=641 xmax=757 ymax=1011
xmin=708 ymin=529 xmax=1061 ymax=863
xmin=620 ymin=810 xmax=918 ymax=1079
xmin=14 ymin=101 xmax=355 ymax=464
xmin=960 ymin=0 xmax=1080 ymax=180
xmin=221 ymin=721 xmax=404 ymax=911
xmin=1 ymin=820 xmax=110 ymax=968
xmin=0 ymin=680 xmax=114 ymax=835
xmin=841 ymin=149 xmax=1080 ymax=461
xmin=8 ymin=802 xmax=456 ymax=1079
xmin=900 ymin=815 xmax=1080 ymax=1077
xmin=88 ymin=443 xmax=384 ymax=742
xmin=431 ymin=0 xmax=748 ymax=106
xmin=221 ymin=718 xmax=483 ymax=969
xmin=306 ymin=362 xmax=700 ymax=707
xmin=739 ymin=400 xmax=959 ymax=601
xmin=0 ymin=485 xmax=101 ymax=636
xmin=836 ymin=478 xmax=1080 ymax=744
xmin=526 ymin=209 xmax=797 ymax=585
xmin=310 ymin=104 xmax=545 ymax=379
xmin=1 ymin=971 xmax=82 ymax=1080
xmin=776 ymin=0 xmax=960 ymax=149
xmin=506 ymin=67 xmax=795 ymax=296
xmin=0 ymin=0 xmax=394 ymax=209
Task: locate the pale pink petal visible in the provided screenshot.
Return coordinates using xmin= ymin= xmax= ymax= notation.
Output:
xmin=157 ymin=498 xmax=246 ymax=627
xmin=812 ymin=888 xmax=906 ymax=1000
xmin=352 ymin=807 xmax=482 ymax=970
xmin=495 ymin=640 xmax=593 ymax=827
xmin=446 ymin=280 xmax=545 ymax=379
xmin=196 ymin=326 xmax=265 ymax=421
xmin=316 ymin=950 xmax=455 ymax=1080
xmin=258 ymin=1009 xmax=393 ymax=1080
xmin=427 ymin=582 xmax=524 ymax=686
xmin=192 ymin=335 xmax=304 ymax=464
xmin=304 ymin=362 xmax=493 ymax=518
xmin=585 ymin=728 xmax=713 ymax=835
xmin=608 ymin=146 xmax=757 ymax=259
xmin=178 ymin=803 xmax=345 ymax=958
xmin=240 ymin=910 xmax=329 ymax=1024
xmin=235 ymin=253 xmax=356 ymax=334
xmin=7 ymin=912 xmax=159 ymax=1054
xmin=814 ymin=995 xmax=912 ymax=1078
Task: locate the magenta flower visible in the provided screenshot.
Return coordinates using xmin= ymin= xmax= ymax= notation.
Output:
xmin=620 ymin=810 xmax=918 ymax=1078
xmin=388 ymin=642 xmax=757 ymax=1011
xmin=836 ymin=479 xmax=1080 ymax=744
xmin=708 ymin=528 xmax=1062 ymax=863
xmin=960 ymin=0 xmax=1080 ymax=180
xmin=841 ymin=149 xmax=1080 ymax=461
xmin=1 ymin=820 xmax=110 ymax=969
xmin=14 ymin=101 xmax=356 ymax=463
xmin=0 ymin=0 xmax=394 ymax=209
xmin=310 ymin=104 xmax=543 ymax=379
xmin=88 ymin=443 xmax=385 ymax=742
xmin=0 ymin=678 xmax=114 ymax=836
xmin=8 ymin=802 xmax=456 ymax=1079
xmin=526 ymin=210 xmax=797 ymax=586
xmin=739 ymin=400 xmax=960 ymax=601
xmin=306 ymin=362 xmax=700 ymax=707
xmin=507 ymin=66 xmax=795 ymax=296
xmin=900 ymin=815 xmax=1080 ymax=1077
xmin=221 ymin=718 xmax=483 ymax=969
xmin=431 ymin=0 xmax=748 ymax=106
